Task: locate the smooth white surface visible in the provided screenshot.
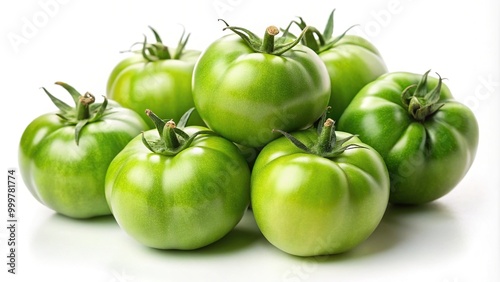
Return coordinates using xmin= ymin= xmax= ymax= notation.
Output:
xmin=1 ymin=1 xmax=499 ymax=281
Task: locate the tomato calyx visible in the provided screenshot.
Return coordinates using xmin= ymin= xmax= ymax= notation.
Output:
xmin=134 ymin=26 xmax=191 ymax=62
xmin=274 ymin=111 xmax=365 ymax=158
xmin=218 ymin=19 xmax=308 ymax=56
xmin=42 ymin=81 xmax=108 ymax=145
xmin=401 ymin=70 xmax=445 ymax=122
xmin=285 ymin=9 xmax=356 ymax=54
xmin=142 ymin=108 xmax=216 ymax=156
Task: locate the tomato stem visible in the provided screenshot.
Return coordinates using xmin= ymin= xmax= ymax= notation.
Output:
xmin=274 ymin=109 xmax=365 ymax=158
xmin=163 ymin=120 xmax=181 ymax=150
xmin=262 ymin=26 xmax=279 ymax=53
xmin=219 ymin=19 xmax=308 ymax=56
xmin=313 ymin=118 xmax=335 ymax=154
xmin=76 ymin=92 xmax=95 ymax=120
xmin=142 ymin=108 xmax=218 ymax=156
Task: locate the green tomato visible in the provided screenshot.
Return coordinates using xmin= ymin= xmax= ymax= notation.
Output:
xmin=19 ymin=82 xmax=148 ymax=219
xmin=251 ymin=117 xmax=389 ymax=256
xmin=105 ymin=110 xmax=251 ymax=250
xmin=107 ymin=26 xmax=203 ymax=128
xmin=338 ymin=71 xmax=479 ymax=204
xmin=192 ymin=22 xmax=331 ymax=148
xmin=291 ymin=10 xmax=387 ymax=121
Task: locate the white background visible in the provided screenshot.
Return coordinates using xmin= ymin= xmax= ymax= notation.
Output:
xmin=1 ymin=0 xmax=499 ymax=281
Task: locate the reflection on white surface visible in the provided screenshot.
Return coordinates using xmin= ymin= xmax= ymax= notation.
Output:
xmin=21 ymin=201 xmax=472 ymax=282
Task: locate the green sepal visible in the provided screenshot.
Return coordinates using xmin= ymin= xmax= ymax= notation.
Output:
xmin=177 ymin=107 xmax=195 ymax=129
xmin=74 ymin=119 xmax=89 ymax=146
xmin=42 ymin=82 xmax=109 ymax=145
xmin=274 ymin=109 xmax=365 ymax=159
xmin=142 ymin=108 xmax=218 ymax=156
xmin=272 ymin=129 xmax=311 ymax=153
xmin=218 ymin=19 xmax=309 ymax=56
xmin=401 ymin=70 xmax=445 ymax=121
xmin=172 ymin=27 xmax=191 ymax=60
xmin=55 ymin=81 xmax=82 ymax=105
xmin=285 ymin=9 xmax=357 ymax=54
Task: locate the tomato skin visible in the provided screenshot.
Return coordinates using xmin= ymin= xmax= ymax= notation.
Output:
xmin=19 ymin=101 xmax=148 ymax=218
xmin=106 ymin=52 xmax=145 ymax=95
xmin=192 ymin=34 xmax=331 ymax=148
xmin=251 ymin=129 xmax=389 ymax=256
xmin=338 ymin=72 xmax=479 ymax=204
xmin=107 ymin=48 xmax=204 ymax=128
xmin=319 ymin=35 xmax=387 ymax=121
xmin=105 ymin=126 xmax=251 ymax=250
